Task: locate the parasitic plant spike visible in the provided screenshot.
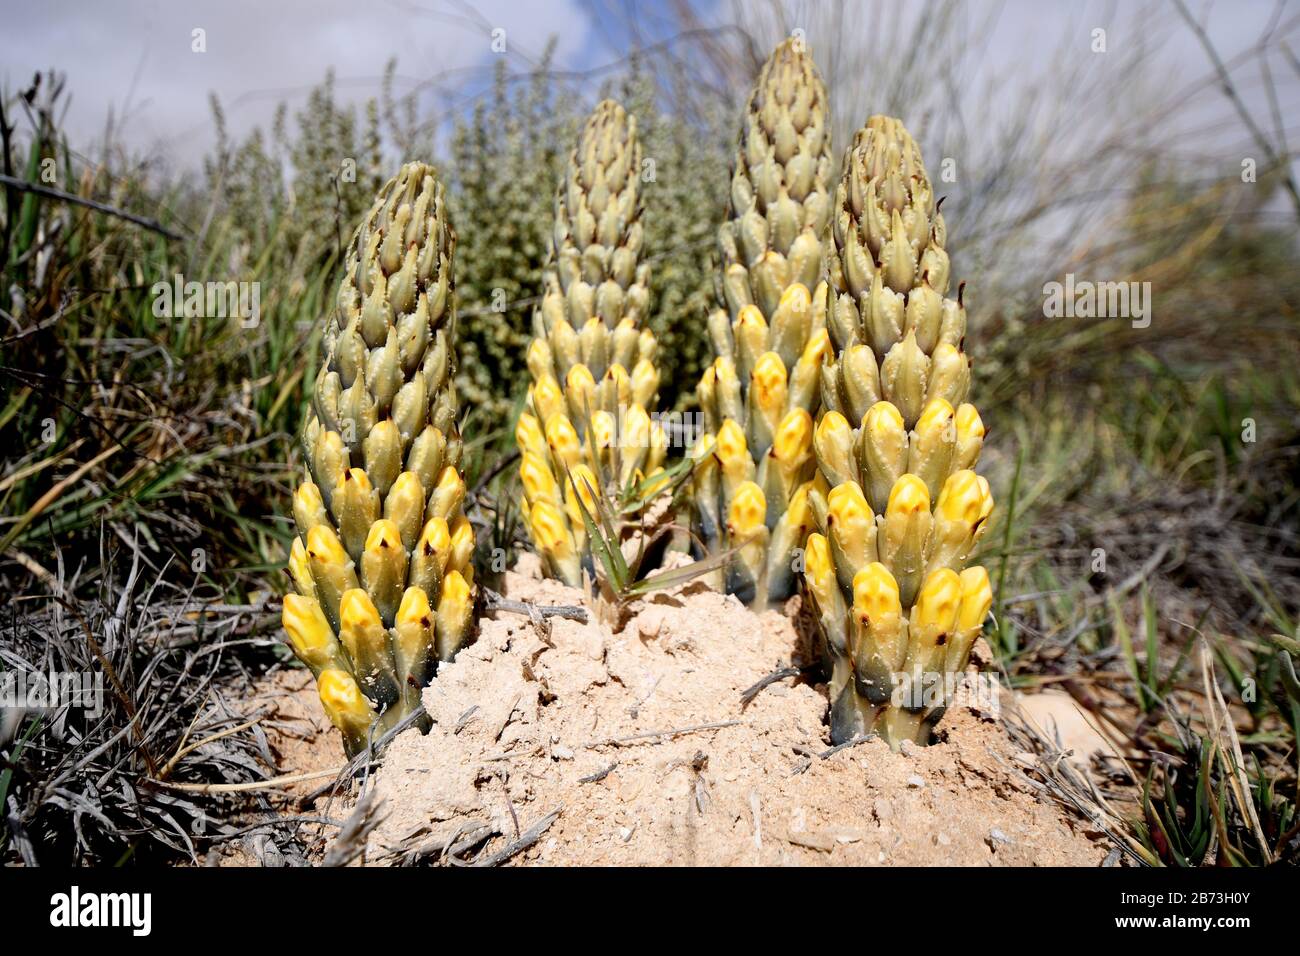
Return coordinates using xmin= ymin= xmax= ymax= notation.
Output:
xmin=284 ymin=163 xmax=477 ymax=757
xmin=690 ymin=37 xmax=834 ymax=607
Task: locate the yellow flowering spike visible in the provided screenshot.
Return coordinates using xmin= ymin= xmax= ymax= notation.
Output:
xmin=292 ymin=163 xmax=475 ymax=754
xmin=317 ymin=668 xmax=376 ymax=755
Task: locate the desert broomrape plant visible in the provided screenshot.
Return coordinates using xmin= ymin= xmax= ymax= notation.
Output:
xmin=804 ymin=116 xmax=994 ymax=748
xmin=282 ymin=162 xmax=476 ymax=756
xmin=690 ymin=37 xmax=834 ymax=606
xmin=517 ymin=99 xmax=669 ymax=587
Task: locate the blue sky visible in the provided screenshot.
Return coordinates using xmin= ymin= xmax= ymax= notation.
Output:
xmin=1 ymin=0 xmax=1296 ymax=174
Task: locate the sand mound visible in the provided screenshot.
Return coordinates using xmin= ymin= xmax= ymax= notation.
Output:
xmin=364 ymin=561 xmax=1109 ymax=866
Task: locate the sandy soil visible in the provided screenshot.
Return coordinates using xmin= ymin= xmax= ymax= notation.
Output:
xmin=358 ymin=558 xmax=1111 ymax=866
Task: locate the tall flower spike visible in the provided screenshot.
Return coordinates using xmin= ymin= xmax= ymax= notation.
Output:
xmin=691 ymin=37 xmax=834 ymax=607
xmin=284 ymin=163 xmax=477 ymax=757
xmin=517 ymin=100 xmax=668 ymax=587
xmin=805 ymin=118 xmax=993 ymax=749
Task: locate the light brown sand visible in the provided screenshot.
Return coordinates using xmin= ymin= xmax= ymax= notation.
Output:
xmin=358 ymin=558 xmax=1110 ymax=866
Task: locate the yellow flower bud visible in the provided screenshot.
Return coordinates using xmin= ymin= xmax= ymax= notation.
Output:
xmin=813 ymin=409 xmax=854 ymax=484
xmin=958 ymin=566 xmax=992 ymax=631
xmin=914 ymin=568 xmax=962 ymax=632
xmin=361 ymin=518 xmax=407 ymax=623
xmin=293 ymin=481 xmax=328 ymax=535
xmin=317 ymin=668 xmax=375 ymax=750
xmin=435 ymin=569 xmax=474 ymax=661
xmin=282 ymin=593 xmax=337 ymax=671
xmin=519 ymin=451 xmax=560 ymax=505
xmin=529 ymin=500 xmax=574 ymax=560
xmin=936 ymin=469 xmax=988 ymax=525
xmin=751 ymin=351 xmax=788 ymax=417
xmin=631 ymin=358 xmax=658 ymax=407
xmin=516 ymin=412 xmax=546 ymax=458
xmin=590 ymin=409 xmax=616 ymax=450
xmin=772 ymin=407 xmax=812 ymax=471
xmin=887 ymin=474 xmax=931 ymax=516
xmin=531 ymin=375 xmax=565 ymax=424
xmin=852 ymin=562 xmax=901 ymax=631
xmin=803 ymin=532 xmax=836 ymax=608
xmin=338 ymin=587 xmax=386 ymax=663
xmin=565 ymin=464 xmax=600 ymax=528
xmin=566 ymin=362 xmax=597 ymax=408
xmin=449 ymin=513 xmax=475 ymax=574
xmin=384 ymin=471 xmax=425 ymax=551
xmin=545 ymin=414 xmax=582 ymax=470
xmin=727 ymin=481 xmax=767 ymax=538
xmin=429 ymin=464 xmax=466 ymax=520
xmin=288 ymin=536 xmax=315 ymax=598
xmin=954 ymin=403 xmax=985 ymax=471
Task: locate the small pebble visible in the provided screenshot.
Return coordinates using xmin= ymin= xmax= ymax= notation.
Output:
xmin=552 ymin=745 xmax=574 ymax=760
xmin=619 ymin=826 xmax=634 ymax=843
xmin=899 ymin=740 xmax=917 ymax=757
xmin=989 ymin=827 xmax=1011 ymax=846
xmin=936 ymin=832 xmax=951 ymax=846
xmin=907 ymin=774 xmax=925 ymax=788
